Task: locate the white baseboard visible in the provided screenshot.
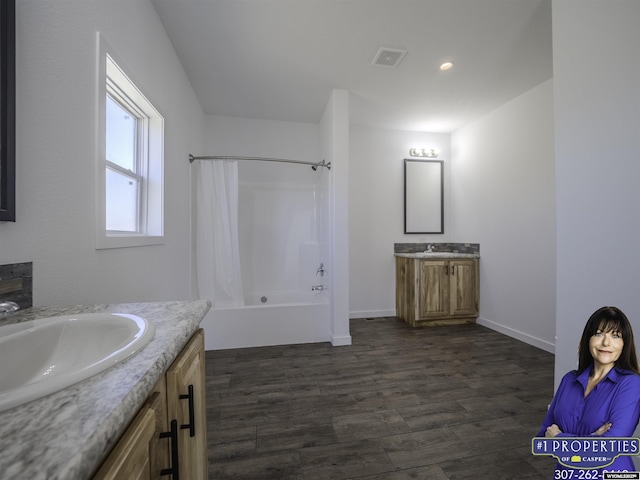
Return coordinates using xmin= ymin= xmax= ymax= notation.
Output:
xmin=346 ymin=310 xmax=555 ymax=354
xmin=476 ymin=316 xmax=555 ymax=354
xmin=331 ymin=334 xmax=352 ymax=346
xmin=349 ymin=309 xmax=396 ymax=319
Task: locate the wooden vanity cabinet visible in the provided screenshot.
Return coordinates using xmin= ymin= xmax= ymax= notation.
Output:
xmin=166 ymin=329 xmax=208 ymax=480
xmin=93 ymin=390 xmax=165 ymax=480
xmin=396 ymin=256 xmax=479 ymax=326
xmin=93 ymin=329 xmax=207 ymax=480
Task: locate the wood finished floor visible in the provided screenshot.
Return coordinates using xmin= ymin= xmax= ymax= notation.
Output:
xmin=205 ymin=317 xmax=556 ymax=479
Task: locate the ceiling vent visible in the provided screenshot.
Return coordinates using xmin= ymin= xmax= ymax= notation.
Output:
xmin=371 ymin=48 xmax=408 ymax=68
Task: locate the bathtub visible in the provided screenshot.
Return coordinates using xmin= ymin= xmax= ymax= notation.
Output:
xmin=200 ymin=291 xmax=331 ymax=350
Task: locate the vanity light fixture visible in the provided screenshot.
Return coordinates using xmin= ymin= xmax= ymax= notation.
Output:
xmin=409 ymin=148 xmax=439 ymax=158
xmin=439 ymin=61 xmax=454 ymax=71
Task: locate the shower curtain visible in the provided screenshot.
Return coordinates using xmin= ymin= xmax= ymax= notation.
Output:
xmin=195 ymin=160 xmax=244 ymax=306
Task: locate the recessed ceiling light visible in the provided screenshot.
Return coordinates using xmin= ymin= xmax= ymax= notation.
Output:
xmin=439 ymin=61 xmax=454 ymax=71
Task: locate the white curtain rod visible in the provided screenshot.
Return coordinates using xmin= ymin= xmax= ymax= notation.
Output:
xmin=188 ymin=154 xmax=331 ymax=170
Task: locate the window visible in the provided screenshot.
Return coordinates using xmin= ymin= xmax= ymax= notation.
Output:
xmin=96 ymin=35 xmax=164 ymax=249
xmin=106 ymin=89 xmax=141 ymax=232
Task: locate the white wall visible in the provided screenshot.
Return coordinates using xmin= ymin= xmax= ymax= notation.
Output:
xmin=553 ymin=0 xmax=640 ymax=384
xmin=321 ymin=89 xmax=351 ymax=346
xmin=0 ymin=0 xmax=203 ymax=306
xmin=201 ymin=115 xmax=320 ymax=163
xmin=451 ymin=79 xmax=556 ymax=352
xmin=349 ymin=128 xmax=451 ymax=318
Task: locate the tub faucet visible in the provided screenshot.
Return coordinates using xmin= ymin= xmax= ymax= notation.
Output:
xmin=0 ymin=301 xmax=20 ymax=317
xmin=316 ymin=263 xmax=325 ymax=277
xmin=312 ymin=285 xmax=327 ymax=291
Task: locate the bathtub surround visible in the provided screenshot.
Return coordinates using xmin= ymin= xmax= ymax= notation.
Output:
xmin=199 ymin=156 xmax=334 ymax=349
xmin=0 ymin=262 xmax=32 ymax=309
xmin=0 ymin=300 xmax=211 ymax=480
xmin=196 ymin=154 xmax=334 ymax=350
xmin=394 ymin=243 xmax=479 ymax=255
xmin=199 ymin=95 xmax=351 ymax=351
xmin=206 ymin=295 xmax=330 ymax=350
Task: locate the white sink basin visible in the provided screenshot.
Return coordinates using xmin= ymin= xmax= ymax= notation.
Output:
xmin=0 ymin=313 xmax=155 ymax=412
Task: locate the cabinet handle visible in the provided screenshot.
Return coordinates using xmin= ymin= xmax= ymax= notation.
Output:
xmin=179 ymin=384 xmax=196 ymax=437
xmin=445 ymin=265 xmax=449 ymax=275
xmin=159 ymin=419 xmax=180 ymax=480
xmin=451 ymin=265 xmax=455 ymax=275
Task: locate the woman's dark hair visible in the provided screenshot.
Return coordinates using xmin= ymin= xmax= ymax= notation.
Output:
xmin=577 ymin=306 xmax=640 ymax=374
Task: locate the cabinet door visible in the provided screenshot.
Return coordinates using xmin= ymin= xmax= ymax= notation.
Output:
xmin=150 ymin=377 xmax=170 ymax=479
xmin=94 ymin=392 xmax=163 ymax=480
xmin=166 ymin=329 xmax=208 ymax=480
xmin=395 ymin=256 xmax=413 ymax=322
xmin=417 ymin=259 xmax=449 ymax=319
xmin=449 ymin=259 xmax=478 ymax=317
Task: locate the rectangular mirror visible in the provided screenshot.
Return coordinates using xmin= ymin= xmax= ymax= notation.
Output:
xmin=404 ymin=159 xmax=443 ymax=234
xmin=0 ymin=0 xmax=16 ymax=222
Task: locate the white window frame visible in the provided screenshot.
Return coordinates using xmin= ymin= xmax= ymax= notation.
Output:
xmin=96 ymin=33 xmax=164 ymax=249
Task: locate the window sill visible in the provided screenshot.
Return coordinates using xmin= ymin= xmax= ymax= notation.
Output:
xmin=96 ymin=235 xmax=164 ymax=250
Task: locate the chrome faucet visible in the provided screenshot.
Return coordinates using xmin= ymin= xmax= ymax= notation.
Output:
xmin=426 ymin=244 xmax=434 ymax=253
xmin=0 ymin=301 xmax=20 ymax=317
xmin=312 ymin=285 xmax=328 ymax=291
xmin=316 ymin=263 xmax=326 ymax=277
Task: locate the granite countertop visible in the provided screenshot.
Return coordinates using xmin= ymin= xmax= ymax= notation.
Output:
xmin=0 ymin=300 xmax=212 ymax=480
xmin=395 ymin=252 xmax=480 ymax=259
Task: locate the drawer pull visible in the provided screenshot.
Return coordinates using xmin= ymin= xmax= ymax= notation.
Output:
xmin=159 ymin=419 xmax=180 ymax=479
xmin=179 ymin=384 xmax=196 ymax=437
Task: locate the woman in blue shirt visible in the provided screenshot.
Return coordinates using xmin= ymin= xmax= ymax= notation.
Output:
xmin=538 ymin=306 xmax=640 ymax=477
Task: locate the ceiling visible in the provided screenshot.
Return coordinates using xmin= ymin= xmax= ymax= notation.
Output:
xmin=151 ymin=0 xmax=553 ymax=133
